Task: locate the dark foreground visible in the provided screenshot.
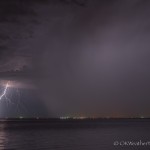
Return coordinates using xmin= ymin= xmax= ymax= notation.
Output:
xmin=0 ymin=118 xmax=150 ymax=150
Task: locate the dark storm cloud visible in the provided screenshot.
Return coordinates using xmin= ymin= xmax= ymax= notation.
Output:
xmin=0 ymin=0 xmax=78 ymax=72
xmin=1 ymin=0 xmax=150 ymax=117
xmin=0 ymin=0 xmax=40 ymax=72
xmin=32 ymin=0 xmax=150 ymax=117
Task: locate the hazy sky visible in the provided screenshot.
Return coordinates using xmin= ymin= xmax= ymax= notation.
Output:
xmin=0 ymin=0 xmax=150 ymax=118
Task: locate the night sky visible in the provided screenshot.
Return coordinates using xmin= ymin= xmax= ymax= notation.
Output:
xmin=0 ymin=0 xmax=150 ymax=118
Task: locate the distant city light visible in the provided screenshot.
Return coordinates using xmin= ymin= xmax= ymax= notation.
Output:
xmin=19 ymin=116 xmax=23 ymax=119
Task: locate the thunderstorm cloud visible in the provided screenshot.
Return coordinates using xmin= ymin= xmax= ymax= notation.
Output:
xmin=0 ymin=0 xmax=150 ymax=117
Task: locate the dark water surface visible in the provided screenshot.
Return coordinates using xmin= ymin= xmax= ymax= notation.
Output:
xmin=0 ymin=119 xmax=150 ymax=150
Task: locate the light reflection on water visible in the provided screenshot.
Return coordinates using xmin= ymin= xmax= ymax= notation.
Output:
xmin=0 ymin=121 xmax=150 ymax=150
xmin=0 ymin=124 xmax=6 ymax=150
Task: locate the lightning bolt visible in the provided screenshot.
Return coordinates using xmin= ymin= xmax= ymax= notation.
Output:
xmin=0 ymin=82 xmax=35 ymax=117
xmin=0 ymin=82 xmax=9 ymax=101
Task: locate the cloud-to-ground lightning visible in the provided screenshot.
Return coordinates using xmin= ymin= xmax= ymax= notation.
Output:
xmin=0 ymin=82 xmax=32 ymax=117
xmin=0 ymin=82 xmax=9 ymax=101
